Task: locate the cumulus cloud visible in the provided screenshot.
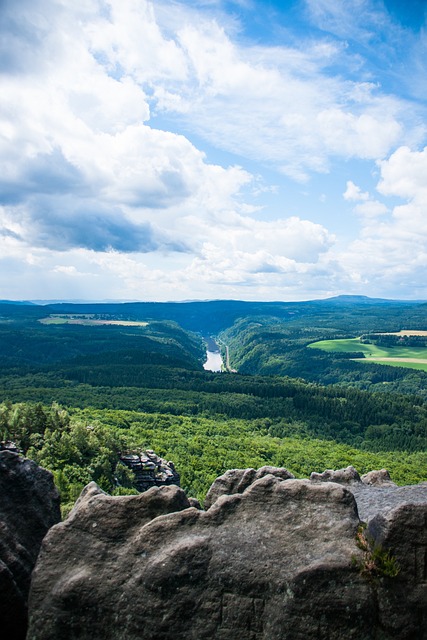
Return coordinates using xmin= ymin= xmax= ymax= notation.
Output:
xmin=1 ymin=0 xmax=427 ymax=301
xmin=2 ymin=197 xmax=188 ymax=253
xmin=338 ymin=146 xmax=427 ymax=297
xmin=353 ymin=200 xmax=388 ymax=219
xmin=377 ymin=146 xmax=427 ymax=202
xmin=148 ymin=8 xmax=416 ymax=180
xmin=343 ymin=180 xmax=388 ymax=220
xmin=343 ymin=180 xmax=370 ymax=201
xmin=0 ymin=0 xmax=254 ymax=264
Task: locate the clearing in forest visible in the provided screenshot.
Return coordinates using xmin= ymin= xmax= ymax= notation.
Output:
xmin=308 ymin=335 xmax=427 ymax=371
xmin=39 ymin=315 xmax=148 ymax=327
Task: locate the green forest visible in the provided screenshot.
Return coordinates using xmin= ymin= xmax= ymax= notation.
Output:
xmin=1 ymin=297 xmax=426 ymax=513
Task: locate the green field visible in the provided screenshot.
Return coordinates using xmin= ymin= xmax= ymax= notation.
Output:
xmin=40 ymin=315 xmax=148 ymax=327
xmin=308 ymin=337 xmax=427 ymax=371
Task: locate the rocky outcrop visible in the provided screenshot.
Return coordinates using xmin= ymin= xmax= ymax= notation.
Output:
xmin=204 ymin=465 xmax=295 ymax=509
xmin=361 ymin=468 xmax=397 ymax=486
xmin=367 ymin=502 xmax=427 ymax=638
xmin=0 ymin=451 xmax=61 ymax=640
xmin=310 ymin=464 xmax=361 ymax=484
xmin=118 ymin=449 xmax=180 ymax=492
xmin=348 ymin=480 xmax=427 ymax=522
xmin=309 ymin=465 xmax=427 ymax=521
xmin=27 ymin=467 xmax=427 ymax=640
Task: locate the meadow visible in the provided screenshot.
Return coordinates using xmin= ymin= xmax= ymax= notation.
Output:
xmin=308 ymin=337 xmax=427 ymax=371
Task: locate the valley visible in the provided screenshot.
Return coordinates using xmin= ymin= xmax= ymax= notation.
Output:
xmin=0 ymin=296 xmax=426 ymax=508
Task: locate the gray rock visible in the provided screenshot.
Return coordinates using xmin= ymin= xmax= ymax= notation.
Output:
xmin=28 ymin=475 xmax=382 ymax=640
xmin=368 ymin=502 xmax=427 ymax=638
xmin=118 ymin=449 xmax=180 ymax=492
xmin=309 ymin=466 xmax=427 ymax=523
xmin=310 ymin=465 xmax=361 ymax=484
xmin=361 ymin=469 xmax=397 ymax=486
xmin=0 ymin=451 xmax=61 ymax=640
xmin=349 ymin=481 xmax=427 ymax=522
xmin=204 ymin=465 xmax=294 ymax=509
xmin=188 ymin=497 xmax=202 ymax=509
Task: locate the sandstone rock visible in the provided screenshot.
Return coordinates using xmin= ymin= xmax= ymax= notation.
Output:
xmin=349 ymin=481 xmax=427 ymax=522
xmin=0 ymin=451 xmax=61 ymax=640
xmin=118 ymin=449 xmax=180 ymax=492
xmin=27 ymin=475 xmax=382 ymax=640
xmin=368 ymin=503 xmax=427 ymax=638
xmin=361 ymin=469 xmax=397 ymax=487
xmin=310 ymin=465 xmax=361 ymax=484
xmin=188 ymin=497 xmax=202 ymax=509
xmin=204 ymin=465 xmax=294 ymax=509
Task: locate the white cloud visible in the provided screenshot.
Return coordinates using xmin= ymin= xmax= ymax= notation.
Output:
xmin=51 ymin=265 xmax=86 ymax=276
xmin=0 ymin=0 xmax=255 ymax=259
xmin=377 ymin=146 xmax=427 ymax=202
xmin=343 ymin=180 xmax=389 ymax=220
xmin=337 ymin=146 xmax=427 ymax=297
xmin=353 ymin=200 xmax=388 ymax=218
xmin=143 ymin=7 xmax=416 ymax=179
xmin=88 ymin=0 xmax=189 ymax=84
xmin=1 ymin=0 xmax=427 ymax=302
xmin=343 ymin=180 xmax=369 ymax=201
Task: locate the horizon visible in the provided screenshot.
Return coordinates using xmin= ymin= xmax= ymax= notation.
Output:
xmin=1 ymin=0 xmax=427 ymax=302
xmin=2 ymin=293 xmax=427 ymax=306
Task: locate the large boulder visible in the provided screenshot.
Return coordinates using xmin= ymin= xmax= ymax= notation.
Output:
xmin=204 ymin=465 xmax=295 ymax=509
xmin=349 ymin=480 xmax=427 ymax=522
xmin=28 ymin=475 xmax=382 ymax=640
xmin=0 ymin=451 xmax=61 ymax=640
xmin=368 ymin=503 xmax=427 ymax=638
xmin=309 ymin=466 xmax=427 ymax=522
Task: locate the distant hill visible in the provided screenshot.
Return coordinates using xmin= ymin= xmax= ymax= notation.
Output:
xmin=319 ymin=295 xmax=421 ymax=305
xmin=2 ymin=295 xmax=427 ymax=333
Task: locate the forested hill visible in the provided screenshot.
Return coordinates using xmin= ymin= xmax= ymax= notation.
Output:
xmin=1 ymin=297 xmax=426 ymax=505
xmin=5 ymin=294 xmax=425 ymax=333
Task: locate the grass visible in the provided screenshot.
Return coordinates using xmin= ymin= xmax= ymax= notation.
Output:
xmin=39 ymin=316 xmax=148 ymax=327
xmin=358 ymin=359 xmax=427 ymax=372
xmin=308 ymin=337 xmax=427 ymax=371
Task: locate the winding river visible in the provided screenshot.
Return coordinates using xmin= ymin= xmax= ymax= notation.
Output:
xmin=203 ymin=337 xmax=224 ymax=372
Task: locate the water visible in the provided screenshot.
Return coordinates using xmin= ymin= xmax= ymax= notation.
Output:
xmin=203 ymin=337 xmax=223 ymax=372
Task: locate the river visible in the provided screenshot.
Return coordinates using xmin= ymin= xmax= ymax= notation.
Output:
xmin=203 ymin=337 xmax=223 ymax=372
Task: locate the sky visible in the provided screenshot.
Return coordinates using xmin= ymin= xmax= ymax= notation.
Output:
xmin=1 ymin=0 xmax=427 ymax=302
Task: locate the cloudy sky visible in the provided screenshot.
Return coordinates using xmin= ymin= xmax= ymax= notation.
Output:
xmin=1 ymin=0 xmax=427 ymax=302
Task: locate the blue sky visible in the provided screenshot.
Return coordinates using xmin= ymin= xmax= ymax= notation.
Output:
xmin=1 ymin=0 xmax=427 ymax=301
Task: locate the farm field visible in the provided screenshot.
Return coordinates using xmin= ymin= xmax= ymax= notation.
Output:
xmin=308 ymin=337 xmax=427 ymax=371
xmin=39 ymin=315 xmax=149 ymax=327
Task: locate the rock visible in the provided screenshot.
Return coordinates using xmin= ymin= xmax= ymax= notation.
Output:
xmin=28 ymin=475 xmax=382 ymax=640
xmin=310 ymin=466 xmax=427 ymax=523
xmin=0 ymin=440 xmax=21 ymax=453
xmin=188 ymin=497 xmax=202 ymax=509
xmin=361 ymin=469 xmax=397 ymax=486
xmin=348 ymin=481 xmax=427 ymax=522
xmin=62 ymin=481 xmax=192 ymax=543
xmin=367 ymin=503 xmax=427 ymax=638
xmin=118 ymin=449 xmax=180 ymax=492
xmin=204 ymin=465 xmax=294 ymax=509
xmin=0 ymin=451 xmax=61 ymax=640
xmin=310 ymin=465 xmax=361 ymax=484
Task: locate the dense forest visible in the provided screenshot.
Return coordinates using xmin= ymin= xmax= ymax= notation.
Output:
xmin=218 ymin=302 xmax=427 ymax=397
xmin=1 ymin=297 xmax=426 ymax=512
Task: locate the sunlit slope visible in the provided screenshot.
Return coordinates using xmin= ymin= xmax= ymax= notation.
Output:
xmin=309 ymin=337 xmax=427 ymax=371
